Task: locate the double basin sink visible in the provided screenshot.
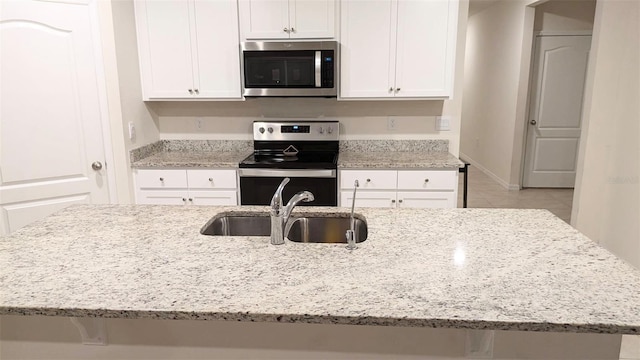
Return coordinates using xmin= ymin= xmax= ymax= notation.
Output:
xmin=201 ymin=212 xmax=368 ymax=244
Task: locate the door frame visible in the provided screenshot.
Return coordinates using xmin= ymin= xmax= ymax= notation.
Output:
xmin=519 ymin=30 xmax=592 ymax=189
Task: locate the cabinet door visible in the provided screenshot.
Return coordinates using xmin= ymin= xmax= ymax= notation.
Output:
xmin=137 ymin=190 xmax=190 ymax=205
xmin=341 ymin=191 xmax=396 ymax=208
xmin=239 ymin=0 xmax=289 ymax=40
xmin=394 ymin=0 xmax=458 ymax=98
xmin=192 ymin=0 xmax=242 ymax=98
xmin=397 ymin=191 xmax=456 ymax=208
xmin=135 ymin=1 xmax=195 ymax=99
xmin=189 ymin=190 xmax=238 ymax=206
xmin=289 ymin=0 xmax=335 ymax=39
xmin=340 ymin=0 xmax=395 ymax=98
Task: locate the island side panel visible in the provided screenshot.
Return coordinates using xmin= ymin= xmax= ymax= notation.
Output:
xmin=0 ymin=316 xmax=622 ymax=359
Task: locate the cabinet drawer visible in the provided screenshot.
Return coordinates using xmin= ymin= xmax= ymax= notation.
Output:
xmin=397 ymin=170 xmax=456 ymax=191
xmin=190 ymin=190 xmax=238 ymax=206
xmin=397 ymin=191 xmax=456 ymax=208
xmin=136 ymin=190 xmax=189 ymax=205
xmin=187 ymin=169 xmax=237 ymax=189
xmin=136 ymin=169 xmax=188 ymax=189
xmin=340 ymin=170 xmax=397 ymax=190
xmin=340 ymin=190 xmax=396 ymax=208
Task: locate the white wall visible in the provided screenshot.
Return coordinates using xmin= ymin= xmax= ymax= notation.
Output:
xmin=572 ymin=0 xmax=640 ymax=269
xmin=150 ymin=1 xmax=469 ymax=157
xmin=99 ymin=0 xmax=161 ymax=203
xmin=534 ymin=0 xmax=596 ymax=32
xmin=460 ymin=0 xmax=595 ymax=189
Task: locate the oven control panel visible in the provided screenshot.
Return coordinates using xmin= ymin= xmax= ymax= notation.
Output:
xmin=253 ymin=121 xmax=339 ymax=141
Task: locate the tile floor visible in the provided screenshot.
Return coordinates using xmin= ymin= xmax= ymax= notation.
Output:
xmin=456 ymin=165 xmax=640 ymax=360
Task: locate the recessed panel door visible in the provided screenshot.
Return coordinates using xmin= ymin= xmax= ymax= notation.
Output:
xmin=523 ymin=35 xmax=592 ymax=188
xmin=0 ymin=0 xmax=110 ymax=235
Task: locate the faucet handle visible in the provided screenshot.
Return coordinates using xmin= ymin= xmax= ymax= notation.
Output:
xmin=270 ymin=177 xmax=291 ymax=212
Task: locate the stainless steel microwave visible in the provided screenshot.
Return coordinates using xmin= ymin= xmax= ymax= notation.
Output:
xmin=240 ymin=41 xmax=338 ymax=97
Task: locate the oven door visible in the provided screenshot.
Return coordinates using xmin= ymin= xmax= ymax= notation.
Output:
xmin=238 ymin=169 xmax=337 ymax=206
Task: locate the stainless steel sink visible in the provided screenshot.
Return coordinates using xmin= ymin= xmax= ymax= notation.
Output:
xmin=200 ymin=212 xmax=368 ymax=243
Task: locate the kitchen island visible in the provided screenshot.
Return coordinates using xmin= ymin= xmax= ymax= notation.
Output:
xmin=1 ymin=205 xmax=639 ymax=359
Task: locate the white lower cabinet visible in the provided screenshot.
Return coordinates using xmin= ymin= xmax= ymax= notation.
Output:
xmin=340 ymin=169 xmax=458 ymax=208
xmin=134 ymin=169 xmax=238 ymax=206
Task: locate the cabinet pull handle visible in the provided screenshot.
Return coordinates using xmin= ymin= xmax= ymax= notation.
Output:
xmin=396 ymin=88 xmax=401 ymax=92
xmin=398 ymin=199 xmax=403 ymax=203
xmin=182 ymin=198 xmax=186 ymax=202
xmin=208 ymin=178 xmax=213 ymax=182
xmin=283 ymin=27 xmax=289 ymax=33
xmin=391 ymin=199 xmax=396 ymax=203
xmin=290 ymin=27 xmax=295 ymax=33
xmin=188 ymin=89 xmax=193 ymax=94
xmin=366 ymin=178 xmax=371 ymax=183
xmin=389 ymin=87 xmax=393 ymax=93
xmin=159 ymin=177 xmax=164 ymax=181
xmin=424 ymin=178 xmax=430 ymax=183
xmin=188 ymin=198 xmax=193 ymax=202
xmin=194 ymin=89 xmax=199 ymax=94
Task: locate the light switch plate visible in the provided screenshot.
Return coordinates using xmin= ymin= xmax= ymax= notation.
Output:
xmin=128 ymin=121 xmax=136 ymax=141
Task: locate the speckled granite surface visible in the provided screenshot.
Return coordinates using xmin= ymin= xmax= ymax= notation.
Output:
xmin=131 ymin=140 xmax=252 ymax=168
xmin=339 ymin=140 xmax=449 ymax=153
xmin=1 ymin=205 xmax=639 ymax=334
xmin=338 ymin=151 xmax=464 ymax=169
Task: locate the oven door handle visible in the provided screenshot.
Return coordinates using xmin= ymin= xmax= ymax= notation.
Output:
xmin=238 ymin=169 xmax=336 ymax=178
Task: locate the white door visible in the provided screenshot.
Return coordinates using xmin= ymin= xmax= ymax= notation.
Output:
xmin=340 ymin=0 xmax=395 ymax=98
xmin=134 ymin=0 xmax=195 ymax=99
xmin=523 ymin=35 xmax=591 ymax=188
xmin=0 ymin=0 xmax=111 ymax=235
xmin=289 ymin=0 xmax=334 ymax=39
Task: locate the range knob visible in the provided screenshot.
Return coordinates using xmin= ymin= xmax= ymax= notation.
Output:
xmin=327 ymin=126 xmax=333 ymax=134
xmin=259 ymin=127 xmax=265 ymax=134
xmin=319 ymin=127 xmax=325 ymax=134
xmin=267 ymin=127 xmax=274 ymax=133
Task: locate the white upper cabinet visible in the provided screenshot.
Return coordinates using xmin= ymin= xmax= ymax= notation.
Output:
xmin=340 ymin=0 xmax=459 ymax=99
xmin=135 ymin=0 xmax=241 ymax=100
xmin=239 ymin=0 xmax=335 ymax=40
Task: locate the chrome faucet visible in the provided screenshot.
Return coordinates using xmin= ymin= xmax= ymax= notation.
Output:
xmin=270 ymin=178 xmax=314 ymax=245
xmin=345 ymin=180 xmax=359 ymax=250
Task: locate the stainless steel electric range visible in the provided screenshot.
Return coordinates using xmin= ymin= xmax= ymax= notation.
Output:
xmin=238 ymin=120 xmax=339 ymax=206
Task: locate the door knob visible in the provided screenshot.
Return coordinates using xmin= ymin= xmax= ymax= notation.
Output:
xmin=530 ymin=119 xmax=537 ymax=125
xmin=91 ymin=161 xmax=103 ymax=171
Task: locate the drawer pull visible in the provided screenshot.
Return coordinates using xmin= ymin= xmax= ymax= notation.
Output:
xmin=188 ymin=198 xmax=193 ymax=202
xmin=391 ymin=199 xmax=396 ymax=203
xmin=366 ymin=178 xmax=371 ymax=183
xmin=208 ymin=178 xmax=213 ymax=182
xmin=159 ymin=177 xmax=164 ymax=182
xmin=398 ymin=199 xmax=403 ymax=203
xmin=182 ymin=198 xmax=186 ymax=202
xmin=424 ymin=178 xmax=430 ymax=183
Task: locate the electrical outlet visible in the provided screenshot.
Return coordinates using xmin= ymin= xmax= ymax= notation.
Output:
xmin=195 ymin=118 xmax=203 ymax=131
xmin=435 ymin=116 xmax=451 ymax=131
xmin=388 ymin=116 xmax=397 ymax=131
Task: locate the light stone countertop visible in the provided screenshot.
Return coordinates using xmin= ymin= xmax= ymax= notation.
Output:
xmin=132 ymin=151 xmax=250 ymax=168
xmin=338 ymin=151 xmax=464 ymax=169
xmin=1 ymin=205 xmax=639 ymax=334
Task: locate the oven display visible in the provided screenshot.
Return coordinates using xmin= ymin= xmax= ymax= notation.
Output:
xmin=281 ymin=125 xmax=310 ymax=133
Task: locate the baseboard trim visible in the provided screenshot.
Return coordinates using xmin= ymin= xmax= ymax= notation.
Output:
xmin=459 ymin=153 xmax=520 ymax=191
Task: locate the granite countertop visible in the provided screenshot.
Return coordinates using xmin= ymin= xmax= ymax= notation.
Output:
xmin=338 ymin=151 xmax=464 ymax=169
xmin=1 ymin=205 xmax=639 ymax=334
xmin=132 ymin=151 xmax=250 ymax=168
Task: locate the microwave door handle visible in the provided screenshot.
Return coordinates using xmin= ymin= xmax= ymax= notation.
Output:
xmin=315 ymin=51 xmax=321 ymax=88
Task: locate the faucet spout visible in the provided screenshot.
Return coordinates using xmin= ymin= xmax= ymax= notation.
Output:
xmin=269 ymin=178 xmax=314 ymax=245
xmin=346 ymin=180 xmax=359 ymax=250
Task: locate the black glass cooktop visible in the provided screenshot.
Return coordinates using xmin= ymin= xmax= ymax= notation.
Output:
xmin=239 ymin=151 xmax=338 ymax=169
